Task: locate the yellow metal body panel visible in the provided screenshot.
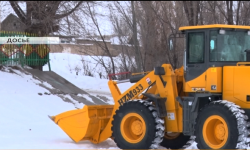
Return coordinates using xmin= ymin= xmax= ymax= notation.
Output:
xmin=154 ymin=64 xmax=183 ymax=132
xmin=223 ymin=66 xmax=250 ymax=109
xmin=205 ymin=67 xmax=222 ymax=93
xmin=183 ymin=65 xmax=250 ymax=109
xmin=179 ymin=24 xmax=250 ymax=31
xmin=175 ymin=66 xmax=184 ymax=83
xmin=184 ymin=67 xmax=222 ymax=93
xmin=175 ymin=66 xmax=188 ymax=97
xmin=184 ymin=71 xmax=206 ymax=92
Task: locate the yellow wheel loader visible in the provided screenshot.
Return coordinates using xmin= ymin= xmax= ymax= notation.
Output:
xmin=49 ymin=24 xmax=250 ymax=149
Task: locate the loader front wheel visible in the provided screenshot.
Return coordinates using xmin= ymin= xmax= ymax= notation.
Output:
xmin=112 ymin=100 xmax=165 ymax=149
xmin=195 ymin=100 xmax=249 ymax=149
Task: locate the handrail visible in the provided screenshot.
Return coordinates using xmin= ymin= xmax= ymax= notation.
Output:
xmin=236 ymin=62 xmax=250 ymax=66
xmin=108 ymin=71 xmax=131 ymax=80
xmin=131 ymin=71 xmax=150 ymax=75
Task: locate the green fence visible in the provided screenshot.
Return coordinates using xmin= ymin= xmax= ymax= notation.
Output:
xmin=0 ymin=31 xmax=50 ymax=70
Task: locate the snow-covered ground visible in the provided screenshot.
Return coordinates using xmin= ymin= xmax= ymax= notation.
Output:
xmin=0 ymin=66 xmax=119 ymax=149
xmin=0 ymin=53 xmax=198 ymax=149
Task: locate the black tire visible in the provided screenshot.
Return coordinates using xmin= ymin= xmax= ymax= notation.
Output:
xmin=195 ymin=100 xmax=249 ymax=149
xmin=160 ymin=133 xmax=191 ymax=149
xmin=111 ymin=100 xmax=165 ymax=149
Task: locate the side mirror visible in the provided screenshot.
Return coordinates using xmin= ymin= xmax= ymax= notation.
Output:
xmin=168 ymin=32 xmax=185 ymax=51
xmin=183 ymin=50 xmax=186 ymax=71
xmin=169 ymin=38 xmax=174 ymax=51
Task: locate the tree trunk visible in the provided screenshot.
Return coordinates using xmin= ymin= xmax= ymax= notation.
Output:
xmin=226 ymin=1 xmax=234 ymax=25
xmin=131 ymin=1 xmax=143 ymax=72
xmin=182 ymin=1 xmax=201 ymax=26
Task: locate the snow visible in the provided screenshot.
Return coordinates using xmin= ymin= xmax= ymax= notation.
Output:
xmin=77 ymin=94 xmax=94 ymax=103
xmin=0 ymin=67 xmax=120 ymax=149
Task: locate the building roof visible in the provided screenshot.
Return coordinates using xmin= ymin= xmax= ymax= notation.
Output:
xmin=179 ymin=24 xmax=250 ymax=31
xmin=2 ymin=13 xmax=24 ymax=25
xmin=1 ymin=13 xmax=26 ymax=32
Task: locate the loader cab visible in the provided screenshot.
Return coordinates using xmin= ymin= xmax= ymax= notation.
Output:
xmin=177 ymin=24 xmax=250 ymax=92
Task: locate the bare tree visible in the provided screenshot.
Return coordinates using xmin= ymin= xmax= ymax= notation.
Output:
xmin=216 ymin=1 xmax=233 ymax=25
xmin=148 ymin=1 xmax=186 ymax=69
xmin=131 ymin=1 xmax=143 ymax=72
xmin=108 ymin=2 xmax=137 ymax=76
xmin=9 ymin=1 xmax=85 ymax=36
xmin=70 ymin=2 xmax=117 ymax=76
xmin=110 ymin=1 xmax=143 ymax=72
xmin=135 ymin=1 xmax=163 ymax=71
xmin=240 ymin=1 xmax=250 ymax=25
xmin=182 ymin=1 xmax=201 ymax=26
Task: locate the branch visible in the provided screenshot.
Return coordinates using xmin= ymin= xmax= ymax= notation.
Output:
xmin=196 ymin=1 xmax=201 ymax=25
xmin=86 ymin=2 xmax=116 ymax=74
xmin=236 ymin=1 xmax=241 ymax=25
xmin=215 ymin=1 xmax=228 ymax=21
xmin=46 ymin=1 xmax=61 ymax=16
xmin=9 ymin=1 xmax=26 ymax=23
xmin=182 ymin=1 xmax=190 ymax=25
xmin=114 ymin=1 xmax=133 ymax=30
xmin=54 ymin=1 xmax=85 ymax=19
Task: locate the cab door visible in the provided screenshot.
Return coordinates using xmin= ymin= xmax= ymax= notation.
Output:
xmin=184 ymin=31 xmax=208 ymax=92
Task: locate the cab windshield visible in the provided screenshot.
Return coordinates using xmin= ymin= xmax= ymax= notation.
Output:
xmin=210 ymin=30 xmax=250 ymax=61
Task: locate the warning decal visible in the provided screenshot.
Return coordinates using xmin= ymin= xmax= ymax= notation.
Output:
xmin=167 ymin=113 xmax=175 ymax=120
xmin=146 ymin=77 xmax=151 ymax=85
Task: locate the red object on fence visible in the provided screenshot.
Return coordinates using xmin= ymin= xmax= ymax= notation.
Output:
xmin=108 ymin=71 xmax=131 ymax=80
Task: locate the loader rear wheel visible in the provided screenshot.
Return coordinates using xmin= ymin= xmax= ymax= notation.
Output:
xmin=112 ymin=100 xmax=165 ymax=149
xmin=160 ymin=132 xmax=191 ymax=149
xmin=195 ymin=100 xmax=249 ymax=149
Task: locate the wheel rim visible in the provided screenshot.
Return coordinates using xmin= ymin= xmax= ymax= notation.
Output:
xmin=120 ymin=113 xmax=146 ymax=143
xmin=164 ymin=132 xmax=180 ymax=140
xmin=202 ymin=115 xmax=229 ymax=149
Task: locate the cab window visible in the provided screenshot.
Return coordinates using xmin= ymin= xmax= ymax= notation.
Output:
xmin=210 ymin=30 xmax=249 ymax=61
xmin=188 ymin=32 xmax=204 ymax=63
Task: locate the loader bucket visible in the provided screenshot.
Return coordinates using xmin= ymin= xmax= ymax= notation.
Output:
xmin=49 ymin=105 xmax=114 ymax=143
